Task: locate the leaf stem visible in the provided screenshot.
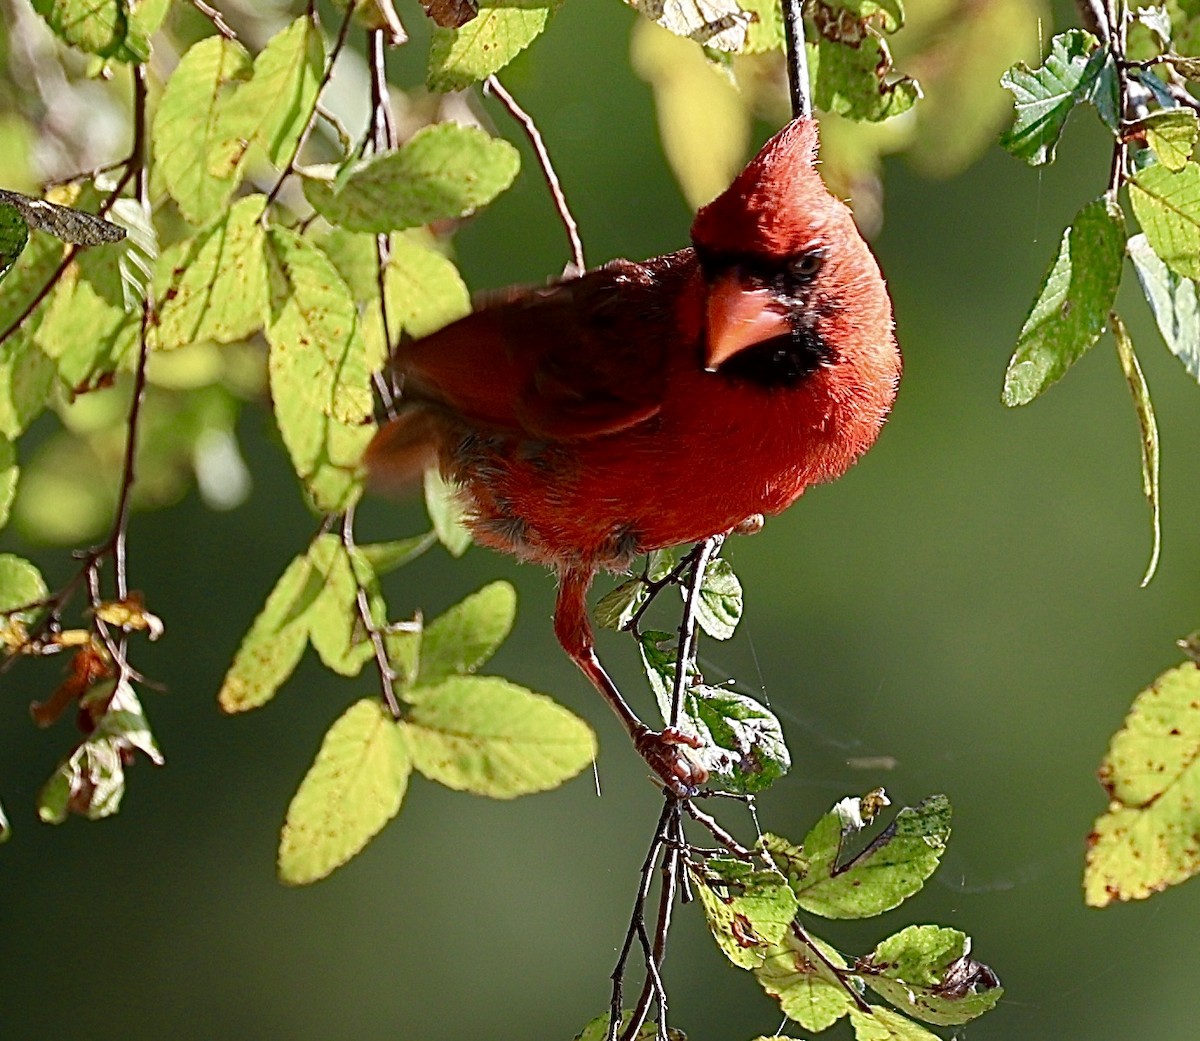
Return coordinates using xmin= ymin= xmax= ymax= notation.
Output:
xmin=782 ymin=0 xmax=813 ymax=120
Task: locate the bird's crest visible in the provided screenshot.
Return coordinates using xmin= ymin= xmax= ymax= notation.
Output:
xmin=690 ymin=118 xmax=839 ymax=258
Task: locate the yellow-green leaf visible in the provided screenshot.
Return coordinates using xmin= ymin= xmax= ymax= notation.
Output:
xmin=427 ymin=2 xmax=564 ymax=91
xmin=416 ymin=580 xmax=517 ymax=687
xmin=424 ymin=468 xmax=472 ymax=556
xmin=154 ymin=194 xmax=269 ymax=350
xmin=1085 ymin=662 xmax=1200 ymax=905
xmin=691 ymin=858 xmax=800 ymax=969
xmin=218 ymin=552 xmax=322 ymax=712
xmin=1110 ymin=313 xmax=1160 ymax=586
xmin=305 ymin=123 xmax=520 ymax=235
xmin=754 ymin=926 xmax=854 ymax=1031
xmin=306 ymin=535 xmax=381 ymax=678
xmin=279 ymin=699 xmax=411 ymax=885
xmin=153 ymin=36 xmax=254 ymax=225
xmin=216 ymin=17 xmax=324 ymax=171
xmin=1142 ymin=109 xmax=1199 ymax=172
xmin=264 ymin=227 xmax=374 ymax=511
xmin=1130 ymin=160 xmax=1200 ymax=280
xmin=848 ymin=1005 xmax=941 ymax=1041
xmin=404 ymin=676 xmax=596 ymax=798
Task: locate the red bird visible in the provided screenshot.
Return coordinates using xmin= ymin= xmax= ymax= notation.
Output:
xmin=366 ymin=118 xmax=900 ymax=791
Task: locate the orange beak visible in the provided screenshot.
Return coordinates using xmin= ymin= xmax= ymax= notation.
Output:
xmin=703 ymin=273 xmax=792 ymax=372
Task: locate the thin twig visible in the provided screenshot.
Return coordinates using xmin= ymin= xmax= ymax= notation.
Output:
xmin=782 ymin=0 xmax=812 ymax=120
xmin=669 ymin=536 xmax=722 ymax=728
xmin=484 ymin=75 xmax=586 ymax=274
xmin=341 ymin=508 xmax=404 ymax=719
xmin=683 ymin=800 xmax=753 ymax=859
xmin=1105 ymin=0 xmax=1129 ymax=197
xmin=263 ymin=3 xmax=358 ymax=212
xmin=191 ymin=0 xmax=238 ymax=40
xmin=368 ymin=28 xmax=399 ymax=415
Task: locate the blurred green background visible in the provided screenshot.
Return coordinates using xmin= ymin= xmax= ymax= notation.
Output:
xmin=5 ymin=2 xmax=1200 ymax=1039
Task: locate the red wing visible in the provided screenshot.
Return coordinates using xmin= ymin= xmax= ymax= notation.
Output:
xmin=397 ymin=255 xmax=692 ymax=441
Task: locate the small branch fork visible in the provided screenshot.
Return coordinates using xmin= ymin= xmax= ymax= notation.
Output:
xmin=2 ymin=64 xmax=158 ymax=706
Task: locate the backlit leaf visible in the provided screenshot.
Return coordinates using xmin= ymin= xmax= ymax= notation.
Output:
xmin=218 ymin=552 xmax=322 ymax=712
xmin=424 ymin=468 xmax=472 ymax=556
xmin=1110 ymin=314 xmax=1160 ymax=586
xmin=691 ymin=857 xmax=799 ymax=968
xmin=1127 ymin=232 xmax=1200 ymax=382
xmin=0 ymin=554 xmax=47 ymax=620
xmin=215 ymin=17 xmax=324 ymax=171
xmin=264 ymin=227 xmax=374 ymax=511
xmin=306 ymin=535 xmax=378 ymax=678
xmin=404 ymin=676 xmax=596 ymax=797
xmin=999 ymin=29 xmax=1107 ymax=165
xmin=1002 ymin=197 xmax=1124 ymax=405
xmin=1085 ymin=662 xmax=1200 ymax=904
xmin=358 ymin=533 xmax=437 ymax=575
xmin=155 ymin=194 xmax=268 ymax=350
xmin=1130 ymin=160 xmax=1200 ymax=280
xmin=416 ymin=580 xmax=517 ymax=687
xmin=754 ymin=925 xmax=855 ymax=1031
xmin=1142 ymin=109 xmax=1199 ymax=172
xmin=694 ymin=556 xmax=742 ymax=639
xmin=0 ymin=438 xmax=17 ymax=531
xmin=306 ymin=123 xmax=520 ymax=235
xmin=152 ymin=36 xmax=254 ymax=224
xmin=31 ymin=0 xmax=159 ymax=63
xmin=279 ymin=698 xmax=411 ymax=885
xmin=427 ymin=1 xmax=564 ymax=91
xmin=849 ymin=1006 xmax=941 ymax=1041
xmin=594 ymin=578 xmax=647 ymax=631
xmin=860 ymin=925 xmax=1003 ymax=1026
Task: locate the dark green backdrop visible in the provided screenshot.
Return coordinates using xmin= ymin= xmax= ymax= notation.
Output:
xmin=4 ymin=3 xmax=1199 ymax=1039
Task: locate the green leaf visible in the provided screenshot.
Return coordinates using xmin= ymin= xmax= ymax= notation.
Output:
xmin=623 ymin=0 xmax=753 ymax=51
xmin=691 ymin=857 xmax=800 ymax=969
xmin=770 ymin=795 xmax=951 ymax=919
xmin=1085 ymin=662 xmax=1200 ymax=904
xmin=574 ymin=1012 xmax=678 ymax=1041
xmin=32 ymin=0 xmax=155 ymax=63
xmin=860 ymin=925 xmax=1003 ymax=1026
xmin=373 ymin=233 xmax=471 ymax=340
xmin=694 ymin=556 xmax=742 ymax=639
xmin=0 ymin=202 xmax=28 ymax=280
xmin=427 ymin=2 xmax=564 ymax=91
xmin=1130 ymin=160 xmax=1200 ymax=280
xmin=0 ymin=438 xmax=17 ymax=531
xmin=1110 ymin=313 xmax=1161 ymax=586
xmin=594 ymin=578 xmax=647 ymax=631
xmin=754 ymin=925 xmax=856 ymax=1031
xmin=1142 ymin=109 xmax=1199 ymax=172
xmin=154 ymin=194 xmax=269 ymax=350
xmin=424 ymin=468 xmax=472 ymax=556
xmin=739 ymin=0 xmax=785 ymax=53
xmin=0 ymin=553 xmax=47 ymax=621
xmin=279 ymin=698 xmax=411 ymax=885
xmin=999 ymin=30 xmax=1107 ymax=165
xmin=0 ymin=232 xmax=62 ymax=438
xmin=358 ymin=532 xmax=437 ymax=575
xmin=152 ymin=36 xmax=254 ymax=225
xmin=416 ymin=580 xmax=517 ymax=687
xmin=264 ymin=227 xmax=374 ymax=512
xmin=684 ymin=685 xmax=789 ymax=793
xmin=1128 ymin=232 xmax=1200 ymax=381
xmin=1002 ymin=197 xmax=1125 ymax=406
xmin=305 ymin=535 xmax=378 ymax=677
xmin=215 ymin=16 xmax=324 ymax=171
xmin=306 ymin=123 xmax=520 ymax=235
xmin=849 ymin=1006 xmax=941 ymax=1041
xmin=404 ymin=675 xmax=596 ymax=797
xmin=34 ymin=200 xmax=149 ymax=385
xmin=218 ymin=552 xmax=321 ymax=712
xmin=638 ymin=629 xmax=678 ymax=721
xmin=805 ymin=2 xmax=917 ymax=123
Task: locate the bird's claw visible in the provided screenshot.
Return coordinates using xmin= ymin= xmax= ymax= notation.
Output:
xmin=634 ymin=726 xmax=709 ymax=796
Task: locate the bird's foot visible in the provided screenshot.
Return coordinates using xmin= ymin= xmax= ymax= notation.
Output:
xmin=634 ymin=726 xmax=709 ymax=796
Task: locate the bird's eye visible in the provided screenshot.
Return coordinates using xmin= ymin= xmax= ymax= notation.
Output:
xmin=788 ymin=250 xmax=824 ymax=281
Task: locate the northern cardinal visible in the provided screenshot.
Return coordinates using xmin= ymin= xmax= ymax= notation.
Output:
xmin=366 ymin=118 xmax=900 ymax=792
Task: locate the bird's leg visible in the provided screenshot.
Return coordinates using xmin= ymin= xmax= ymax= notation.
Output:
xmin=554 ymin=567 xmax=708 ymax=795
